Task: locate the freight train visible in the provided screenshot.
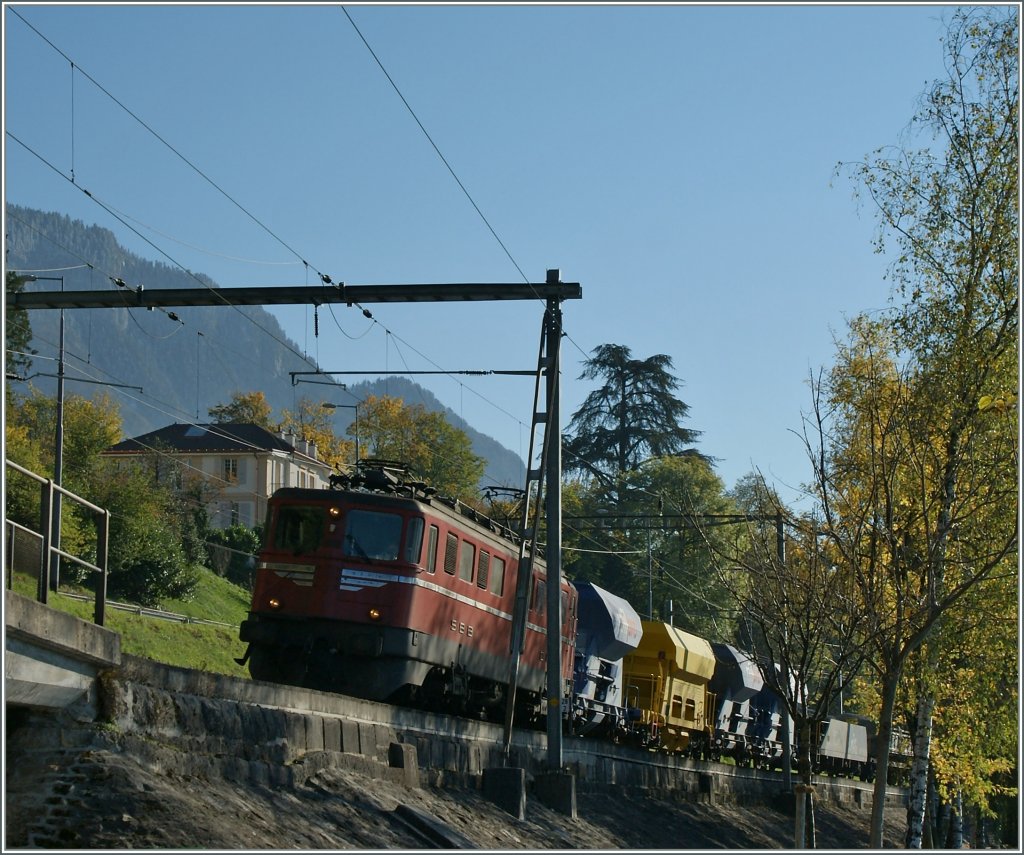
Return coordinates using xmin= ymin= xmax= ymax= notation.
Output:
xmin=237 ymin=461 xmax=909 ymax=783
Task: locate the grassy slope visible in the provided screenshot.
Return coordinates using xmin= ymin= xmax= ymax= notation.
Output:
xmin=10 ymin=566 xmax=253 ymax=679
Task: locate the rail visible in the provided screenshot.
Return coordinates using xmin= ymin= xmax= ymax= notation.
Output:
xmin=5 ymin=459 xmax=110 ymax=625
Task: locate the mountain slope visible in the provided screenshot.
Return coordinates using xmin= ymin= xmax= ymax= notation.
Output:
xmin=5 ymin=205 xmax=526 ymax=489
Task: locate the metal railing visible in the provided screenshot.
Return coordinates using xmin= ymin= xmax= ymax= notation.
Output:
xmin=5 ymin=459 xmax=110 ymax=626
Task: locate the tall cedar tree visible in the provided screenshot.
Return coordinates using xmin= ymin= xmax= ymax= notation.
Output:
xmin=564 ymin=344 xmax=703 ymax=483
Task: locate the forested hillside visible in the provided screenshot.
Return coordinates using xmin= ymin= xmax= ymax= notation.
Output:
xmin=5 ymin=205 xmax=526 ymax=488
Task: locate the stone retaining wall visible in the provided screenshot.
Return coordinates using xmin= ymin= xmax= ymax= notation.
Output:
xmin=91 ymin=653 xmax=905 ymax=813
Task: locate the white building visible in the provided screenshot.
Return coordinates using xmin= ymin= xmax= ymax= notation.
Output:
xmin=103 ymin=423 xmax=333 ymax=529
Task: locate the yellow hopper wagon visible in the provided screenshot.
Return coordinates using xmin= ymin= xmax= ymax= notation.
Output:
xmin=621 ymin=620 xmax=717 ymax=758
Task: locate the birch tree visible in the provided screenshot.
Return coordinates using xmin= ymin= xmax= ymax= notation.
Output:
xmin=826 ymin=11 xmax=1018 ymax=844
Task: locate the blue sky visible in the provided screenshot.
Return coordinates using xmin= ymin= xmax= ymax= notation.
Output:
xmin=4 ymin=3 xmax=971 ymax=505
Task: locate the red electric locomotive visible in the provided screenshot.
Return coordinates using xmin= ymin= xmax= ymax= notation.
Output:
xmin=237 ymin=461 xmax=576 ymax=723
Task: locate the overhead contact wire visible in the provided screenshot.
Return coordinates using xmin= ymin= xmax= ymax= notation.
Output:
xmin=340 ymin=5 xmax=531 ymax=288
xmin=9 ymin=7 xmax=327 ymax=283
xmin=5 ymin=134 xmax=319 ymax=368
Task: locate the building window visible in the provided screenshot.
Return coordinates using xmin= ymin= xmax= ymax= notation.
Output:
xmin=224 ymin=458 xmax=239 ymax=483
xmin=230 ymin=502 xmax=241 ymax=526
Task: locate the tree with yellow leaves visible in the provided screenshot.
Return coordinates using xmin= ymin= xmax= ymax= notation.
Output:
xmin=826 ymin=11 xmax=1018 ymax=844
xmin=278 ymin=395 xmax=353 ymax=474
xmin=353 ymin=394 xmax=485 ymax=499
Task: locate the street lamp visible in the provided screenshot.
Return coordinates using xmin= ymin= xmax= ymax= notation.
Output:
xmin=321 ymin=401 xmax=360 ymax=466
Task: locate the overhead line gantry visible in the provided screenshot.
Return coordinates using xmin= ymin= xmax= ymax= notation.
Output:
xmin=7 ymin=267 xmax=581 ymax=789
xmin=7 ymin=279 xmax=581 ymax=309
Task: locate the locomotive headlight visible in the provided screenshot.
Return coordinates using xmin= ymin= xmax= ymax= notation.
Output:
xmin=329 ymin=506 xmax=341 ymax=518
xmin=368 ymin=608 xmax=382 ymax=621
xmin=268 ymin=598 xmax=282 ymax=610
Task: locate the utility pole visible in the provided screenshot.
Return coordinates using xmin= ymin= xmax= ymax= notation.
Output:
xmin=25 ymin=275 xmax=65 ymax=591
xmin=543 ymin=296 xmax=563 ymax=771
xmin=319 ymin=399 xmax=361 ymax=467
xmin=646 ymin=519 xmax=653 ymax=619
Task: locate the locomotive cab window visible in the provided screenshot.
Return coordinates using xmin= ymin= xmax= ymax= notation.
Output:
xmin=342 ymin=509 xmax=403 ymax=561
xmin=274 ymin=506 xmax=326 ymax=554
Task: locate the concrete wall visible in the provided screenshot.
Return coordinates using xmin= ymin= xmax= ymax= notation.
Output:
xmin=5 ymin=590 xmax=120 ymax=716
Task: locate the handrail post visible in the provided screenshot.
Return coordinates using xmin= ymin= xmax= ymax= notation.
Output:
xmin=38 ymin=479 xmax=53 ymax=605
xmin=95 ymin=509 xmax=110 ymax=626
xmin=6 ymin=523 xmax=13 ymax=591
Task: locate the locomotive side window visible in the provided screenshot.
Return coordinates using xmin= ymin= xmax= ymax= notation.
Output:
xmin=425 ymin=525 xmax=439 ymax=573
xmin=476 ymin=550 xmax=490 ymax=590
xmin=405 ymin=517 xmax=424 ymax=564
xmin=342 ymin=510 xmax=403 ymax=561
xmin=443 ymin=533 xmax=458 ymax=575
xmin=274 ymin=506 xmax=326 ymax=554
xmin=489 ymin=556 xmax=505 ymax=596
xmin=458 ymin=541 xmax=475 ymax=583
xmin=531 ymin=579 xmax=546 ymax=616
